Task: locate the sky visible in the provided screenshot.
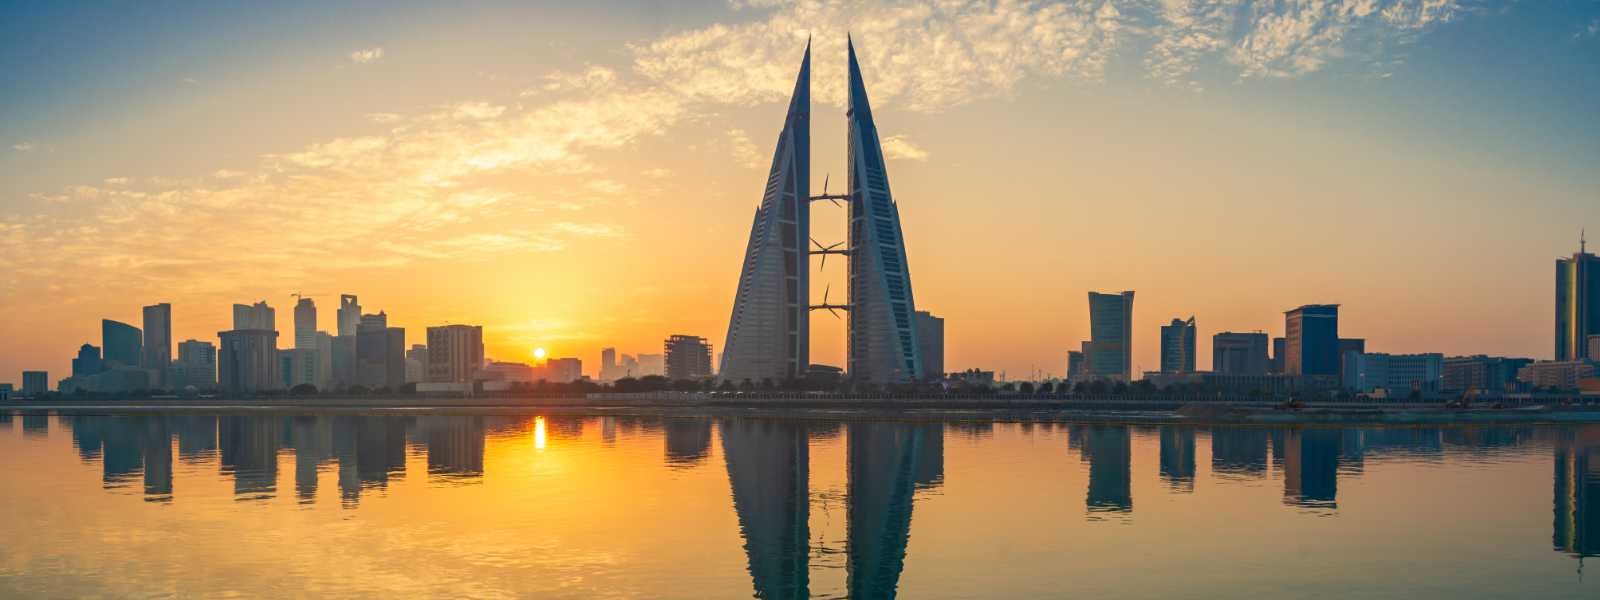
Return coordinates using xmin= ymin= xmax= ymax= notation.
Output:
xmin=1 ymin=0 xmax=1598 ymax=383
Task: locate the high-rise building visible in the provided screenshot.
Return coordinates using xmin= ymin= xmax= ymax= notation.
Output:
xmin=427 ymin=325 xmax=484 ymax=384
xmin=721 ymin=43 xmax=810 ymax=385
xmin=600 ymin=347 xmax=618 ymax=381
xmin=1270 ymin=337 xmax=1287 ymax=374
xmin=232 ymin=301 xmax=275 ymax=331
xmin=142 ymin=303 xmax=172 ymax=388
xmin=666 ymin=335 xmax=713 ymax=380
xmin=337 ymin=294 xmax=361 ymax=337
xmin=21 ymin=371 xmax=48 ymax=396
xmin=217 ymin=329 xmax=280 ymax=395
xmin=1338 ymin=338 xmax=1366 ymax=379
xmin=356 ymin=320 xmax=405 ymax=390
xmin=1285 ymin=305 xmax=1339 ymax=377
xmin=101 ymin=319 xmax=142 ymax=367
xmin=1160 ymin=317 xmax=1197 ymax=374
xmin=312 ymin=332 xmax=333 ymax=389
xmin=331 ymin=335 xmax=357 ymax=390
xmin=913 ymin=311 xmax=945 ymax=380
xmin=175 ymin=339 xmax=217 ymax=389
xmin=279 ymin=349 xmax=318 ymax=389
xmin=405 ymin=344 xmax=429 ymax=384
xmin=294 ymin=298 xmax=317 ymax=349
xmin=1556 ymin=238 xmax=1600 ymax=361
xmin=1087 ymin=291 xmax=1135 ymax=381
xmin=1066 ymin=350 xmax=1085 ymax=382
xmin=637 ymin=353 xmax=665 ymax=376
xmin=72 ymin=344 xmax=104 ymax=377
xmin=1212 ymin=332 xmax=1269 ymax=375
xmin=846 ymin=38 xmax=924 ymax=384
xmin=542 ymin=358 xmax=583 ymax=384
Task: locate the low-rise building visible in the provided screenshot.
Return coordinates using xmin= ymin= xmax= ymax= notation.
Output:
xmin=1517 ymin=360 xmax=1599 ymax=391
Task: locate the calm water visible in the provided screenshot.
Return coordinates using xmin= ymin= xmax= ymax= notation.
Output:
xmin=1 ymin=412 xmax=1598 ymax=599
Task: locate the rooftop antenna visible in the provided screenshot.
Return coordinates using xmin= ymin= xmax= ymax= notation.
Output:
xmin=1583 ymin=228 xmax=1587 ymax=254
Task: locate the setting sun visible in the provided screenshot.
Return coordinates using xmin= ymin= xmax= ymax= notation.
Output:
xmin=533 ymin=347 xmax=547 ymax=361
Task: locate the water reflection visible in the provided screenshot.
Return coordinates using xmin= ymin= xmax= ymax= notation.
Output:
xmin=9 ymin=413 xmax=1600 ymax=595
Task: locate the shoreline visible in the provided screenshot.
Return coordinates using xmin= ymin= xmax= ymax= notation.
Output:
xmin=6 ymin=396 xmax=1600 ymax=425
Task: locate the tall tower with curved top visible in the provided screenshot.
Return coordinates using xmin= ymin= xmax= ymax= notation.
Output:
xmin=720 ymin=42 xmax=811 ymax=383
xmin=846 ymin=38 xmax=922 ymax=384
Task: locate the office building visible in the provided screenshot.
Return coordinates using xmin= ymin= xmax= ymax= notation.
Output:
xmin=337 ymin=294 xmax=361 ymax=337
xmin=1271 ymin=337 xmax=1287 ymax=374
xmin=332 ymin=335 xmax=357 ymax=390
xmin=1087 ymin=291 xmax=1135 ymax=381
xmin=637 ymin=353 xmax=665 ymax=377
xmin=1518 ymin=361 xmax=1599 ymax=391
xmin=294 ymin=298 xmax=317 ymax=349
xmin=541 ymin=358 xmax=583 ymax=384
xmin=721 ymin=43 xmax=810 ymax=385
xmin=356 ymin=320 xmax=405 ymax=390
xmin=1338 ymin=338 xmax=1365 ymax=379
xmin=1441 ymin=355 xmax=1533 ymax=394
xmin=1066 ymin=350 xmax=1085 ymax=382
xmin=280 ymin=348 xmax=318 ymax=389
xmin=1590 ymin=335 xmax=1600 ymax=363
xmin=1342 ymin=353 xmax=1444 ymax=395
xmin=1213 ymin=332 xmax=1269 ymax=376
xmin=217 ymin=329 xmax=280 ymax=395
xmin=405 ymin=344 xmax=429 ymax=384
xmin=845 ymin=39 xmax=926 ymax=384
xmin=483 ymin=361 xmax=534 ymax=383
xmin=1285 ymin=305 xmax=1339 ymax=376
xmin=1160 ymin=317 xmax=1197 ymax=374
xmin=21 ymin=371 xmax=48 ymax=396
xmin=1556 ymin=239 xmax=1600 ymax=361
xmin=72 ymin=344 xmax=104 ymax=377
xmin=666 ymin=335 xmax=713 ymax=380
xmin=427 ymin=324 xmax=484 ymax=384
xmin=142 ymin=303 xmax=172 ymax=388
xmin=175 ymin=339 xmax=217 ymax=389
xmin=102 ymin=319 xmax=142 ymax=367
xmin=232 ymin=301 xmax=275 ymax=331
xmin=600 ymin=347 xmax=618 ymax=381
xmin=914 ymin=311 xmax=945 ymax=380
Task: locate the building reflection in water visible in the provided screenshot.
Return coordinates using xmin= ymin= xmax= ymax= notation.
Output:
xmin=721 ymin=418 xmax=811 ymax=600
xmin=1072 ymin=425 xmax=1132 ymax=513
xmin=664 ymin=418 xmax=713 ymax=468
xmin=1554 ymin=426 xmax=1600 ymax=560
xmin=1159 ymin=426 xmax=1196 ymax=492
xmin=32 ymin=414 xmax=1600 ymax=578
xmin=1210 ymin=427 xmax=1269 ymax=477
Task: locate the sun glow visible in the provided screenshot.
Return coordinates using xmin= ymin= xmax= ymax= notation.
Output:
xmin=533 ymin=347 xmax=547 ymax=361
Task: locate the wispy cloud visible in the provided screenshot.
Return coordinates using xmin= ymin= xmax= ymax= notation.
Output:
xmin=12 ymin=142 xmax=34 ymax=152
xmin=349 ymin=47 xmax=385 ymax=64
xmin=880 ymin=135 xmax=929 ymax=161
xmin=1577 ymin=18 xmax=1600 ymax=40
xmin=725 ymin=128 xmax=764 ymax=169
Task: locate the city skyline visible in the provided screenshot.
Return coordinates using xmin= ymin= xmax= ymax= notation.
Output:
xmin=3 ymin=2 xmax=1600 ymax=382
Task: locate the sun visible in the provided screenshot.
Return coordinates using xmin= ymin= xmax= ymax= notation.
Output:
xmin=533 ymin=347 xmax=547 ymax=361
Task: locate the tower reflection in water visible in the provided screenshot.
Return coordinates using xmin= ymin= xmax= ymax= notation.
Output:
xmin=24 ymin=415 xmax=1600 ymax=578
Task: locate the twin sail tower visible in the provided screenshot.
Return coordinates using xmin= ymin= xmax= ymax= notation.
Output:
xmin=720 ymin=38 xmax=924 ymax=385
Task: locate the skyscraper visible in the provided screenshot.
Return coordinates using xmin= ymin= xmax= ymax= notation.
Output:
xmin=427 ymin=324 xmax=484 ymax=384
xmin=218 ymin=329 xmax=280 ymax=395
xmin=337 ymin=294 xmax=361 ymax=337
xmin=913 ymin=311 xmax=945 ymax=380
xmin=72 ymin=344 xmax=104 ymax=377
xmin=1086 ymin=291 xmax=1135 ymax=381
xmin=1556 ymin=238 xmax=1600 ymax=361
xmin=1160 ymin=317 xmax=1196 ymax=374
xmin=1213 ymin=332 xmax=1269 ymax=375
xmin=666 ymin=335 xmax=713 ymax=380
xmin=846 ymin=38 xmax=924 ymax=384
xmin=1285 ymin=304 xmax=1340 ymax=376
xmin=176 ymin=339 xmax=217 ymax=389
xmin=294 ymin=298 xmax=317 ymax=350
xmin=142 ymin=303 xmax=172 ymax=388
xmin=102 ymin=319 xmax=142 ymax=367
xmin=721 ymin=42 xmax=810 ymax=384
xmin=232 ymin=301 xmax=275 ymax=331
